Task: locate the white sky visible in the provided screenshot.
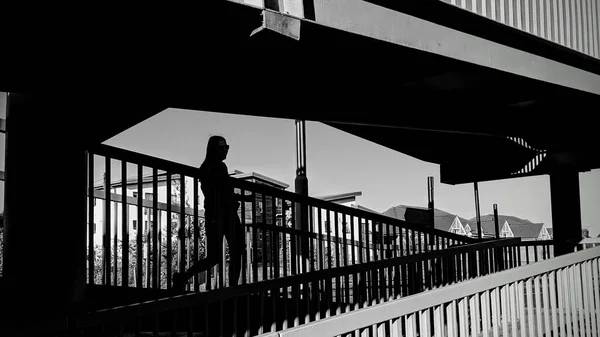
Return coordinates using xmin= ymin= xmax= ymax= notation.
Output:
xmin=102 ymin=108 xmax=600 ymax=236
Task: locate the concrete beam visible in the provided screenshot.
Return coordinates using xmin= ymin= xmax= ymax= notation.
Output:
xmin=233 ymin=0 xmax=600 ymax=96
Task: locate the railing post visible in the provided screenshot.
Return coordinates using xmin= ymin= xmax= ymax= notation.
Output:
xmin=493 ymin=205 xmax=504 ymax=271
xmin=474 ymin=182 xmax=482 ymax=240
xmin=428 ymin=177 xmax=435 ymax=244
xmin=294 ymin=120 xmax=309 ymax=274
xmin=104 ymin=170 xmax=112 ymax=286
xmin=493 ymin=204 xmax=500 ymax=239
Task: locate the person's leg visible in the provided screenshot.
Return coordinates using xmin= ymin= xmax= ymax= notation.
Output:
xmin=224 ymin=214 xmax=244 ymax=286
xmin=173 ymin=221 xmax=219 ymax=291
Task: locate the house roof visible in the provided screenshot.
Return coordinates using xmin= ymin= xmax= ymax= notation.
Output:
xmin=468 ymin=220 xmax=502 ymax=236
xmin=434 ymin=215 xmax=457 ymax=232
xmin=317 ymin=191 xmax=362 ymax=204
xmin=352 ymin=204 xmax=380 ymax=215
xmin=469 ymin=214 xmax=533 ymax=225
xmin=382 ymin=205 xmax=453 ymax=220
xmin=230 ymin=171 xmax=289 ymax=189
xmin=509 ymin=223 xmax=545 ymax=239
xmin=382 ymin=205 xmax=467 ymax=232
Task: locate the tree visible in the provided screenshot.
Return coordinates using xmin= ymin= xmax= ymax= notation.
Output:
xmin=582 ymin=228 xmax=591 ymax=239
xmin=87 ymin=177 xmax=207 ymax=289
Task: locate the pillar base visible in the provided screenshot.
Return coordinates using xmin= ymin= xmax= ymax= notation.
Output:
xmin=550 ymin=164 xmax=582 ymax=256
xmin=2 ymin=94 xmax=87 ymax=321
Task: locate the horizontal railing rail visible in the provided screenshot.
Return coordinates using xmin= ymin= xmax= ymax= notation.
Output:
xmin=86 ymin=144 xmax=475 ymax=293
xmin=270 ymin=247 xmax=600 ymax=337
xmin=52 ymin=238 xmax=522 ymax=337
xmin=93 ymin=144 xmax=473 ymax=242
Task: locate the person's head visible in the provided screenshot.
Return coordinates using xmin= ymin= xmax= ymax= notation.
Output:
xmin=204 ymin=135 xmax=229 ymax=163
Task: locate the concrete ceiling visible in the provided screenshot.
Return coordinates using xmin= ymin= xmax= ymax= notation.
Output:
xmin=1 ymin=1 xmax=598 ymax=184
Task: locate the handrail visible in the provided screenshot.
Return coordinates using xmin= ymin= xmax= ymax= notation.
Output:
xmin=233 ymin=178 xmax=474 ymax=242
xmin=274 ymin=246 xmax=600 ymax=337
xmin=91 ymin=144 xmax=474 ymax=243
xmin=90 ymin=190 xmax=201 ymax=216
xmin=516 ymin=239 xmax=553 ymax=246
xmin=72 ymin=237 xmax=519 ymax=328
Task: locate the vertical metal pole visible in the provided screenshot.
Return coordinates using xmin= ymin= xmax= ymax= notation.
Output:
xmin=493 ymin=204 xmax=502 ymax=271
xmin=474 ymin=182 xmax=482 ymax=240
xmin=294 ymin=120 xmax=309 ymax=274
xmin=104 ymin=170 xmax=112 ymax=285
xmin=427 ymin=176 xmax=435 ymax=244
xmin=493 ymin=204 xmax=500 ymax=239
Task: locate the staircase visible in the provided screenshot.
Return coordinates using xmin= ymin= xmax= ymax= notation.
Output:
xmin=0 ymin=145 xmax=560 ymax=336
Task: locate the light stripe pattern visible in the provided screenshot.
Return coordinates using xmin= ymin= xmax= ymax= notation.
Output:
xmin=507 ymin=136 xmax=547 ymax=176
xmin=266 ymin=246 xmax=600 ymax=337
xmin=441 ymin=0 xmax=600 ymax=60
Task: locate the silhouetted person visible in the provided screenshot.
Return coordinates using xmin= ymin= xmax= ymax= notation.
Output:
xmin=173 ymin=136 xmax=248 ymax=292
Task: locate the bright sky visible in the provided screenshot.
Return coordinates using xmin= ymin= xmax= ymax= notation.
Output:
xmin=99 ymin=108 xmax=600 ymax=236
xmin=0 ymin=95 xmax=599 ymax=236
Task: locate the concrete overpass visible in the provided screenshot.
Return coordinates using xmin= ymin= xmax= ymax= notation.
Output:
xmin=1 ymin=0 xmax=599 ymax=323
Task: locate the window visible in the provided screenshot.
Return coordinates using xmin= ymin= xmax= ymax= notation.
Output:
xmin=257 ymin=200 xmax=263 ymax=214
xmin=145 ymin=193 xmax=153 ymax=201
xmin=145 ymin=220 xmax=148 ymax=231
xmin=133 ymin=220 xmax=137 ymax=230
xmin=449 ymin=222 xmax=464 ymax=234
xmin=327 ymin=221 xmax=332 ymax=233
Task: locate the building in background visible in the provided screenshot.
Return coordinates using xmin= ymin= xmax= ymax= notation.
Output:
xmin=467 ymin=214 xmax=551 ymax=241
xmin=382 ymin=205 xmax=471 ymax=237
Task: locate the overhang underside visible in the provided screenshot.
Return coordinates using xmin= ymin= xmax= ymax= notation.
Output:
xmin=1 ymin=1 xmax=599 ymax=184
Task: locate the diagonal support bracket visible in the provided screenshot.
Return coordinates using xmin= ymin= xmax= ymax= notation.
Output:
xmin=250 ymin=10 xmax=301 ymax=40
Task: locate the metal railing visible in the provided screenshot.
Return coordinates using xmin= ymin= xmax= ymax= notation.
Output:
xmin=265 ymin=245 xmax=600 ymax=337
xmin=87 ymin=144 xmax=475 ymax=292
xmin=45 ymin=238 xmax=522 ymax=337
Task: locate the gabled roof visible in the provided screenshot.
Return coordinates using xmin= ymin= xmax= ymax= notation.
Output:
xmin=547 ymin=228 xmax=553 ymax=238
xmin=435 ymin=215 xmax=457 ymax=232
xmin=382 ymin=205 xmax=453 ymax=221
xmin=509 ymin=223 xmax=545 ymax=239
xmin=468 ymin=220 xmax=502 ymax=237
xmin=470 ymin=214 xmax=533 ymax=225
xmin=382 ymin=205 xmax=466 ymax=232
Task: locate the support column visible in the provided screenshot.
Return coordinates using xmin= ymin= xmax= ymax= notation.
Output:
xmin=474 ymin=182 xmax=482 ymax=239
xmin=294 ymin=120 xmax=309 ymax=273
xmin=549 ymin=155 xmax=582 ymax=256
xmin=427 ymin=177 xmax=435 ymax=244
xmin=2 ymin=93 xmax=87 ymax=322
